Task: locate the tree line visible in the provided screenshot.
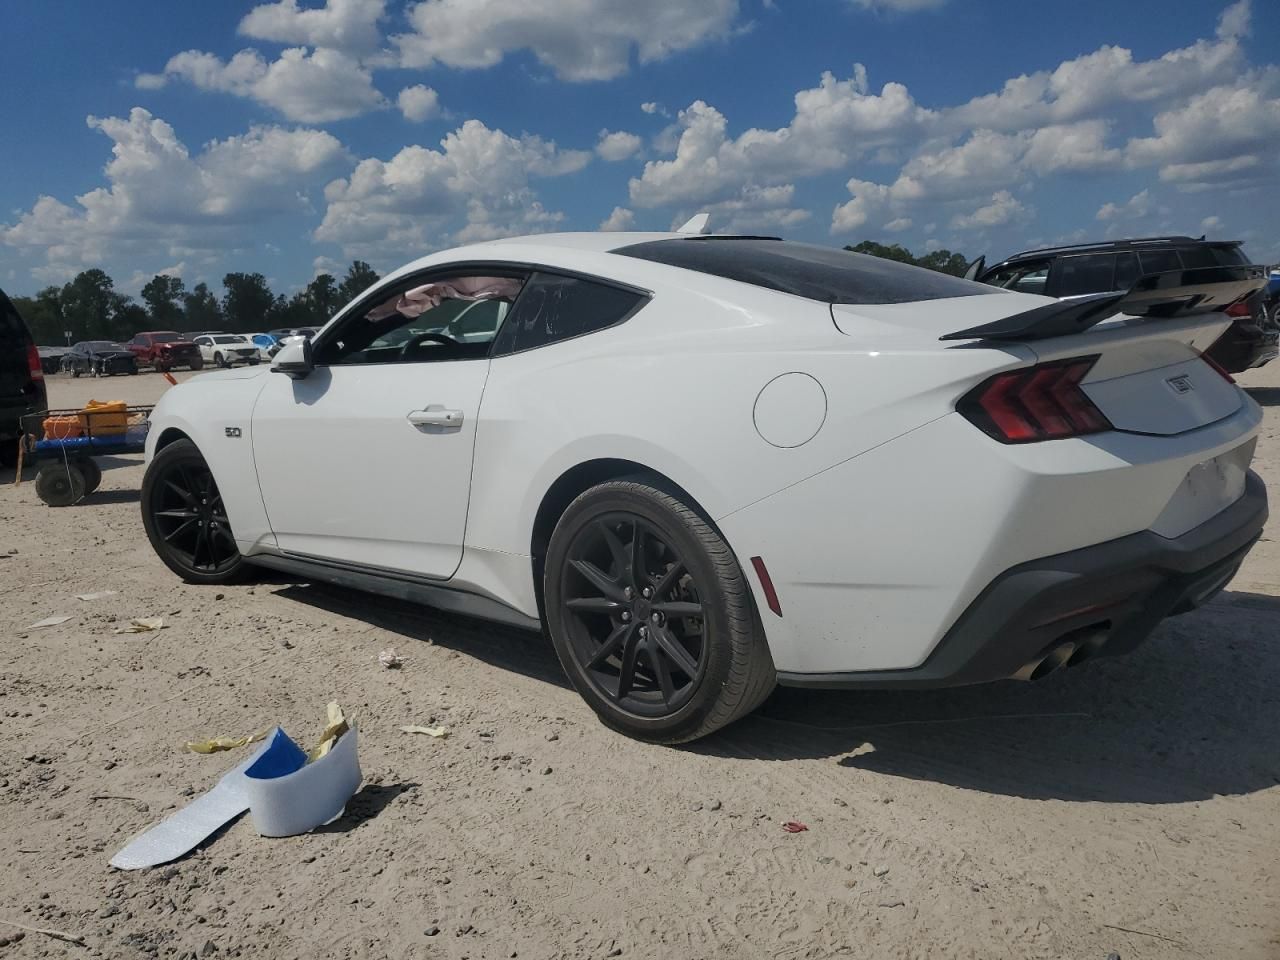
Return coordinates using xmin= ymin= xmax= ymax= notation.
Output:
xmin=11 ymin=261 xmax=381 ymax=346
xmin=843 ymin=241 xmax=971 ymax=276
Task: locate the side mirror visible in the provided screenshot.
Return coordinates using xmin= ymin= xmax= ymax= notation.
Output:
xmin=271 ymin=337 xmax=314 ymax=379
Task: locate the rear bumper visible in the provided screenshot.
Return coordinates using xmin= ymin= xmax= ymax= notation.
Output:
xmin=778 ymin=469 xmax=1267 ymax=689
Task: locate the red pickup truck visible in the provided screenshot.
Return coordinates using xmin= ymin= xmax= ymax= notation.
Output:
xmin=126 ymin=331 xmax=204 ymax=372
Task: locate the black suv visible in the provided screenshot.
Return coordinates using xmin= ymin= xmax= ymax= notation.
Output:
xmin=968 ymin=237 xmax=1278 ymax=373
xmin=0 ymin=287 xmax=48 ymax=467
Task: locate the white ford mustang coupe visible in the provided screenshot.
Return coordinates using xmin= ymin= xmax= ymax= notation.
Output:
xmin=141 ymin=229 xmax=1268 ymax=742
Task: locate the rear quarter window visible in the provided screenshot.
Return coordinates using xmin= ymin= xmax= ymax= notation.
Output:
xmin=614 ymin=238 xmax=989 ymax=304
xmin=494 ymin=272 xmax=646 ymax=354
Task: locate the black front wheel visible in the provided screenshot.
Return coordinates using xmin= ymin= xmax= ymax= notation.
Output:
xmin=545 ymin=480 xmax=775 ymax=743
xmin=141 ymin=439 xmax=250 ymax=584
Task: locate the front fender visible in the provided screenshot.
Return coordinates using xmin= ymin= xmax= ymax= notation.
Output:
xmin=146 ymin=377 xmax=275 ymax=553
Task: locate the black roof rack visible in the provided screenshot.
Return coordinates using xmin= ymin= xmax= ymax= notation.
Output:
xmin=1002 ymin=235 xmax=1241 ymax=263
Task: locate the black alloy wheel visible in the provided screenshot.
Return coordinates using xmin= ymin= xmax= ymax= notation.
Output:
xmin=141 ymin=439 xmax=249 ymax=584
xmin=545 ymin=480 xmax=775 ymax=743
xmin=562 ymin=513 xmax=709 ymax=715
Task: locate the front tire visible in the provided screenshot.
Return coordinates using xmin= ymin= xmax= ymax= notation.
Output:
xmin=545 ymin=480 xmax=775 ymax=744
xmin=141 ymin=439 xmax=250 ymax=584
xmin=190 ymin=359 xmax=204 ymax=371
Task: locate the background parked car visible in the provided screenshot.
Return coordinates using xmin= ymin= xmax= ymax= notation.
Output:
xmin=60 ymin=340 xmax=139 ymax=377
xmin=36 ymin=346 xmax=68 ymax=375
xmin=126 ymin=331 xmax=204 ymax=372
xmin=192 ymin=334 xmax=261 ymax=368
xmin=967 ymin=236 xmax=1277 ymax=373
xmin=1265 ymin=267 xmax=1280 ymax=326
xmin=0 ymin=287 xmax=48 ymax=467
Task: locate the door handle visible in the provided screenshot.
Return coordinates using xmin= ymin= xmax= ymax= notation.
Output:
xmin=407 ymin=407 xmax=464 ymax=428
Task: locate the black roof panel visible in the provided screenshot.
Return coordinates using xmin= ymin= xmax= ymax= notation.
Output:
xmin=612 ymin=237 xmax=991 ymax=305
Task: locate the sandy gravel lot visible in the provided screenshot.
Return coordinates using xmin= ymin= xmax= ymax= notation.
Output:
xmin=1 ymin=365 xmax=1277 ymax=959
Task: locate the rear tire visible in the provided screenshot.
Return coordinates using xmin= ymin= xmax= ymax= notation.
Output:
xmin=545 ymin=480 xmax=775 ymax=744
xmin=141 ymin=439 xmax=250 ymax=584
xmin=35 ymin=463 xmax=86 ymax=507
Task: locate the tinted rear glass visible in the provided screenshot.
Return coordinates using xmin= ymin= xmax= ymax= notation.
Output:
xmin=613 ymin=238 xmax=990 ymax=304
xmin=1138 ymin=250 xmax=1181 ymax=275
xmin=1053 ymin=254 xmax=1117 ymax=296
xmin=1178 ymin=244 xmax=1248 ymax=268
xmin=152 ymin=332 xmax=182 ymax=342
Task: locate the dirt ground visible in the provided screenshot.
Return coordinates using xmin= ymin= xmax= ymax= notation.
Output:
xmin=2 ymin=364 xmax=1278 ymax=960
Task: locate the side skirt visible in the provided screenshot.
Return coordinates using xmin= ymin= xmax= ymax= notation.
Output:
xmin=245 ymin=552 xmax=542 ymax=632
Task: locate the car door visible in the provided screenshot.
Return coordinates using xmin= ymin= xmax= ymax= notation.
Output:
xmin=193 ymin=336 xmax=212 ymax=363
xmin=249 ymin=267 xmax=528 ymax=579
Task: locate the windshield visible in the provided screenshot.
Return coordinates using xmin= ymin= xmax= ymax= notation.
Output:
xmin=152 ymin=332 xmax=182 ymax=343
xmin=88 ymin=341 xmax=128 ymax=351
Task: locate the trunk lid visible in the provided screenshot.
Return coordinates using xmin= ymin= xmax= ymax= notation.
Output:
xmin=833 ymin=294 xmax=1242 ymax=437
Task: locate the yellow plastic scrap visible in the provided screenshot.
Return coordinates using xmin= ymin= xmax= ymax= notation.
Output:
xmin=399 ymin=725 xmax=448 ymax=738
xmin=308 ymin=702 xmax=349 ymax=762
xmin=184 ymin=730 xmax=268 ymax=754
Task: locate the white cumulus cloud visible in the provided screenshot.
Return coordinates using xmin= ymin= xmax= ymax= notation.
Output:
xmin=599 ymin=207 xmax=636 ymax=231
xmin=137 ymin=47 xmax=386 ymax=123
xmin=239 ymin=0 xmax=385 ymax=53
xmin=397 ymin=84 xmax=441 ymax=122
xmin=391 ymin=0 xmax=740 ymax=82
xmin=950 ymin=191 xmax=1030 ymax=230
xmin=315 ymin=119 xmax=591 ymax=260
xmin=595 ymin=130 xmax=642 ymax=162
xmin=2 ymin=108 xmax=348 ymax=278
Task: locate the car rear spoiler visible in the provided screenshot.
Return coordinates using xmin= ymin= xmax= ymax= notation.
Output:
xmin=940 ymin=265 xmax=1267 ymax=342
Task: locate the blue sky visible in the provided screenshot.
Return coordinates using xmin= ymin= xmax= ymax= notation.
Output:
xmin=2 ymin=0 xmax=1277 ymax=298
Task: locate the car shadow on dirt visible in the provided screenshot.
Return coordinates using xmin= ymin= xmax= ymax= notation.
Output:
xmin=700 ymin=590 xmax=1280 ymax=804
xmin=1246 ymin=387 xmax=1280 ymax=406
xmin=272 ymin=582 xmax=573 ymax=691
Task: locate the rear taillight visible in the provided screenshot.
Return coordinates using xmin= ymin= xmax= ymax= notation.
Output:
xmin=1200 ymin=351 xmax=1235 ymax=383
xmin=959 ymin=356 xmax=1111 ymax=443
xmin=1224 ymin=301 xmax=1251 ymax=318
xmin=26 ymin=342 xmax=43 ymax=381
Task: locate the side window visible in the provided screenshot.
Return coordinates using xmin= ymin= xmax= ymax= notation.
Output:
xmin=494 ymin=273 xmax=646 ymax=355
xmin=1138 ymin=250 xmax=1181 ymax=275
xmin=1051 ymin=254 xmax=1117 ymax=297
xmin=1113 ymin=253 xmax=1139 ymax=290
xmin=315 ymin=273 xmax=526 ymax=366
xmin=1008 ymin=265 xmax=1049 ymax=295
